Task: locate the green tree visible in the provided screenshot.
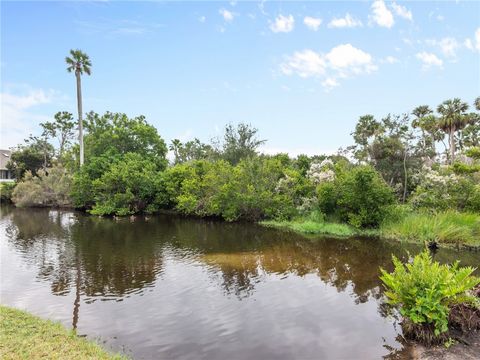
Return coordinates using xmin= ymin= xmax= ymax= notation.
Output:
xmin=219 ymin=123 xmax=266 ymax=165
xmin=66 ymin=49 xmax=92 ymax=167
xmin=351 ymin=115 xmax=383 ymax=162
xmin=437 ymin=98 xmax=470 ymax=164
xmin=412 ymin=105 xmax=440 ymax=158
xmin=40 ymin=111 xmax=76 ymax=159
xmin=7 ymin=137 xmax=54 ymax=179
xmin=83 ymin=112 xmax=168 ymax=169
xmin=169 ymin=139 xmax=182 ymax=164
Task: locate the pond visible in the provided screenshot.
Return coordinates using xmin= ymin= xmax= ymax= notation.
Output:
xmin=1 ymin=206 xmax=479 ymax=359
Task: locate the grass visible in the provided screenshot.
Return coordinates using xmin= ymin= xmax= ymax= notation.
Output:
xmin=261 ymin=209 xmax=480 ymax=249
xmin=261 ymin=212 xmax=357 ymax=237
xmin=380 ymin=210 xmax=480 ymax=248
xmin=0 ymin=305 xmax=125 ymax=360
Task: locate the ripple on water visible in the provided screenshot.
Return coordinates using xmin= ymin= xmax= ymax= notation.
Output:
xmin=2 ymin=207 xmax=478 ymax=359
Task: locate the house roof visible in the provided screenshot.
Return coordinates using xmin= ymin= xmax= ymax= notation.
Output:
xmin=0 ymin=150 xmax=12 ymax=170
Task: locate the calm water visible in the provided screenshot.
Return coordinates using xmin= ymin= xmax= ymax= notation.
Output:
xmin=1 ymin=206 xmax=479 ymax=359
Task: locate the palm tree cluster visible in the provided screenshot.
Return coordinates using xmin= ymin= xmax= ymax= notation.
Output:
xmin=413 ymin=97 xmax=479 ymax=164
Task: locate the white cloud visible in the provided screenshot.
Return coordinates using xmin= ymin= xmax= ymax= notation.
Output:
xmin=303 ymin=16 xmax=322 ymax=31
xmin=321 ymin=77 xmax=339 ymax=91
xmin=75 ymin=19 xmax=164 ymax=37
xmin=280 ymin=49 xmax=326 ymax=78
xmin=465 ymin=28 xmax=480 ymax=52
xmin=0 ymin=86 xmax=61 ymax=148
xmin=391 ymin=2 xmax=413 ymax=21
xmin=270 ymin=14 xmax=294 ymax=33
xmin=199 ymin=16 xmax=206 ymax=23
xmin=426 ymin=37 xmax=461 ymax=58
xmin=328 ymin=13 xmax=362 ymax=28
xmin=370 ymin=0 xmax=394 ymax=28
xmin=416 ymin=52 xmax=443 ymax=70
xmin=219 ymin=9 xmax=234 ymax=22
xmin=280 ymin=44 xmax=377 ymax=89
xmin=383 ymin=56 xmax=399 ymax=64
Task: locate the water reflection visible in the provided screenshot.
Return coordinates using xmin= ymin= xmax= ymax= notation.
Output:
xmin=1 ymin=206 xmax=479 ymax=359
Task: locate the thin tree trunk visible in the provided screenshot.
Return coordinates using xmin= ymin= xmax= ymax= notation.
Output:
xmin=403 ymin=149 xmax=408 ymax=203
xmin=450 ymin=128 xmax=455 ymax=164
xmin=76 ymin=70 xmax=84 ymax=166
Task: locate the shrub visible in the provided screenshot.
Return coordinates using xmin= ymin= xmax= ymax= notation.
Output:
xmin=380 ymin=251 xmax=480 ymax=344
xmin=89 ymin=153 xmax=161 ymax=216
xmin=410 ymin=166 xmax=480 ymax=211
xmin=0 ymin=182 xmax=16 ymax=203
xmin=162 ymin=156 xmax=303 ymax=221
xmin=11 ymin=165 xmax=73 ymax=207
xmin=317 ymin=165 xmax=395 ymax=228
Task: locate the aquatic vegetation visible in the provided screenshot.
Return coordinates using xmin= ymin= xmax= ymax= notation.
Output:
xmin=381 ymin=211 xmax=480 ymax=247
xmin=380 ymin=251 xmax=480 ymax=345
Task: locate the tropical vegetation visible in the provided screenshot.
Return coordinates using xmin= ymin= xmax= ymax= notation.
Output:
xmin=380 ymin=251 xmax=480 ymax=344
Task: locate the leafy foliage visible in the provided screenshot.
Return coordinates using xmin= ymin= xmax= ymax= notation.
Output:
xmin=0 ymin=182 xmax=16 ymax=203
xmin=317 ymin=165 xmax=395 ymax=228
xmin=89 ymin=153 xmax=160 ymax=216
xmin=380 ymin=251 xmax=480 ymax=340
xmin=12 ymin=165 xmax=73 ymax=207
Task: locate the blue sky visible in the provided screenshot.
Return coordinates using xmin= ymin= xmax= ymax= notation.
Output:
xmin=1 ymin=1 xmax=479 ymax=156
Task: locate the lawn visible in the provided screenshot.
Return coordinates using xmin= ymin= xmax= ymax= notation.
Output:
xmin=0 ymin=306 xmax=125 ymax=360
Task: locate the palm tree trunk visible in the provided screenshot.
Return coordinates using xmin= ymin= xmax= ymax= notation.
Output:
xmin=450 ymin=128 xmax=455 ymax=164
xmin=76 ymin=71 xmax=84 ymax=166
xmin=403 ymin=149 xmax=408 ymax=203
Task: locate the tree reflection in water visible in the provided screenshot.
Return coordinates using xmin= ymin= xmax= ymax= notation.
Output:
xmin=2 ymin=207 xmax=479 ymax=358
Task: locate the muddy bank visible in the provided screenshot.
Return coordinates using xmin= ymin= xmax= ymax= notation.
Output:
xmin=412 ymin=331 xmax=480 ymax=360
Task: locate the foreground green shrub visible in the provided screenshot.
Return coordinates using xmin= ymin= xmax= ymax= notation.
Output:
xmin=380 ymin=251 xmax=479 ymax=344
xmin=11 ymin=165 xmax=73 ymax=207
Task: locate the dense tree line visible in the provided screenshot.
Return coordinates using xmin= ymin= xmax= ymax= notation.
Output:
xmin=5 ymin=96 xmax=480 ymax=229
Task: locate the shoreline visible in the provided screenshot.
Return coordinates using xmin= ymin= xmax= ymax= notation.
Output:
xmin=260 ymin=219 xmax=480 ymax=251
xmin=0 ymin=305 xmax=125 ymax=360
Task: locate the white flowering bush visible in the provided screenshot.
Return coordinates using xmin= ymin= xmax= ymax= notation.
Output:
xmin=410 ymin=166 xmax=479 ymax=211
xmin=306 ymin=159 xmax=335 ymax=185
xmin=296 ymin=196 xmax=318 ymax=215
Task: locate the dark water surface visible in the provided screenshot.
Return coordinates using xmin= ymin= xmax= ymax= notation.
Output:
xmin=1 ymin=206 xmax=479 ymax=359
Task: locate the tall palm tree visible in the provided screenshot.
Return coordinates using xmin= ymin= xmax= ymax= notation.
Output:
xmin=169 ymin=139 xmax=182 ymax=164
xmin=436 ymin=98 xmax=470 ymax=164
xmin=66 ymin=49 xmax=91 ymax=166
xmin=412 ymin=105 xmax=432 ymax=154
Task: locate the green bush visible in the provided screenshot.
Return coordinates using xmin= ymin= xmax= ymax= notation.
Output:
xmin=161 ymin=156 xmax=305 ymax=221
xmin=11 ymin=165 xmax=73 ymax=207
xmin=410 ymin=166 xmax=480 ymax=212
xmin=89 ymin=153 xmax=161 ymax=216
xmin=317 ymin=165 xmax=395 ymax=228
xmin=380 ymin=251 xmax=479 ymax=343
xmin=0 ymin=182 xmax=16 ymax=203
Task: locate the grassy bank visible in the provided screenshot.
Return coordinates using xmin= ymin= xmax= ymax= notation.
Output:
xmin=261 ymin=210 xmax=480 ymax=249
xmin=261 ymin=212 xmax=358 ymax=238
xmin=0 ymin=306 xmax=124 ymax=360
xmin=380 ymin=211 xmax=480 ymax=248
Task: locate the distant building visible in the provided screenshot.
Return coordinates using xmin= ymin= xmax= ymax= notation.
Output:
xmin=0 ymin=150 xmax=15 ymax=182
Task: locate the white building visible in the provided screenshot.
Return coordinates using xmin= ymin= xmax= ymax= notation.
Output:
xmin=0 ymin=150 xmax=15 ymax=182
